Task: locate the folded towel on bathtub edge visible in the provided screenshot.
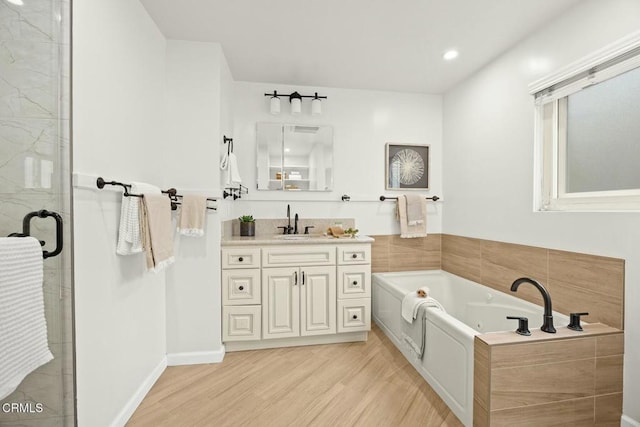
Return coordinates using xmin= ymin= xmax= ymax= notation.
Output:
xmin=402 ymin=305 xmax=427 ymax=360
xmin=401 ymin=293 xmax=446 ymax=323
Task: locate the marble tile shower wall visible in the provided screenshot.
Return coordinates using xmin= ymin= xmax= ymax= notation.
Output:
xmin=0 ymin=1 xmax=73 ymax=426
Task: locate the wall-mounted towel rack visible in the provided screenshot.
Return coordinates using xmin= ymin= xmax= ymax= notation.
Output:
xmin=223 ymin=184 xmax=248 ymax=200
xmin=223 ymin=135 xmax=233 ymax=154
xmin=96 ymin=177 xmax=217 ymax=210
xmin=379 ymin=195 xmax=440 ymax=201
xmin=8 ymin=210 xmax=63 ymax=259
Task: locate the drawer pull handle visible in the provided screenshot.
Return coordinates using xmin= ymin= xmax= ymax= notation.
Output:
xmin=238 ymin=257 xmax=244 ymax=262
xmin=352 ymin=254 xmax=358 ymax=259
xmin=302 ymin=271 xmax=305 ymax=285
xmin=352 ymin=281 xmax=358 ymax=286
xmin=238 ymin=286 xmax=244 ymax=291
xmin=352 ymin=315 xmax=358 ymax=320
xmin=294 ymin=271 xmax=298 ymax=286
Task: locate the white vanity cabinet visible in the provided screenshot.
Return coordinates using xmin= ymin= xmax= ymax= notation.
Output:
xmin=221 ymin=239 xmax=372 ymax=351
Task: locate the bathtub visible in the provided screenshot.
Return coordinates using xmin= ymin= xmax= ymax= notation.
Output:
xmin=372 ymin=270 xmax=569 ymax=426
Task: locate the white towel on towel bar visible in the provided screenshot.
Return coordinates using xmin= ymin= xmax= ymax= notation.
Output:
xmin=401 ymin=292 xmax=446 ymax=323
xmin=116 ymin=182 xmax=160 ymax=255
xmin=0 ymin=237 xmax=53 ymax=400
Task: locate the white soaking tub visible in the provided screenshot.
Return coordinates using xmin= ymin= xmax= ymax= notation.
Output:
xmin=372 ymin=270 xmax=569 ymax=426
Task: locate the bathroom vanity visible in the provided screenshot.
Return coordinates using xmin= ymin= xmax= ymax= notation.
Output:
xmin=221 ymin=232 xmax=374 ymax=351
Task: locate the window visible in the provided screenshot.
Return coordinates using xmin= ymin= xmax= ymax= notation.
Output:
xmin=532 ymin=33 xmax=640 ymax=211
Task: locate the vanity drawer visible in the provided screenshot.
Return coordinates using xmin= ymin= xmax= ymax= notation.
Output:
xmin=337 ymin=298 xmax=371 ymax=333
xmin=262 ymin=245 xmax=336 ymax=267
xmin=222 ymin=269 xmax=261 ymax=305
xmin=222 ymin=247 xmax=261 ymax=269
xmin=337 ymin=265 xmax=371 ymax=299
xmin=337 ymin=244 xmax=371 ymax=265
xmin=223 ymin=305 xmax=261 ymax=341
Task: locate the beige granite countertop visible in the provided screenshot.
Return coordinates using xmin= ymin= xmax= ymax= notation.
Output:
xmin=477 ymin=322 xmax=622 ymax=346
xmin=221 ymin=234 xmax=375 ymax=246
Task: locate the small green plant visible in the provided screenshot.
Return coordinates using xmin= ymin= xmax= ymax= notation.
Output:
xmin=238 ymin=215 xmax=255 ymax=223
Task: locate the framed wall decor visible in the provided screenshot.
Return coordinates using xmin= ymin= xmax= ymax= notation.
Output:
xmin=385 ymin=143 xmax=429 ymax=190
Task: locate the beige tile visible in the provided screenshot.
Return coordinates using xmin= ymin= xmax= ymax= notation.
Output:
xmin=491 ymin=359 xmax=595 ymax=410
xmin=548 ymin=279 xmax=623 ymax=330
xmin=473 ymin=399 xmax=489 ymax=427
xmin=474 ymin=338 xmax=491 ymax=410
xmin=491 ymin=338 xmax=595 ymax=369
xmin=596 ymin=355 xmax=623 ymax=395
xmin=548 ymin=250 xmax=624 ymax=296
xmin=480 ymin=240 xmax=548 ymax=304
xmin=595 ymin=393 xmax=623 ymax=426
xmin=596 ymin=333 xmax=624 ymax=357
xmin=388 ymin=234 xmax=441 ymax=272
xmin=441 ymin=234 xmax=481 ymax=282
xmin=490 ymin=397 xmax=594 ymax=426
xmin=371 ymin=235 xmax=390 ymax=273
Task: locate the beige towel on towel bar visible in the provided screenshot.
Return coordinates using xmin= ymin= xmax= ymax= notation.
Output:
xmin=140 ymin=194 xmax=175 ymax=272
xmin=397 ymin=194 xmax=427 ymax=238
xmin=177 ymin=195 xmax=207 ymax=237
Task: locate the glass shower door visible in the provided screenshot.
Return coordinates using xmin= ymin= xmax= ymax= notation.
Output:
xmin=0 ymin=0 xmax=73 ymax=426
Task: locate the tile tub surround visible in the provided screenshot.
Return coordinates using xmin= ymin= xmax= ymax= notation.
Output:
xmin=370 ymin=234 xmax=441 ymax=273
xmin=441 ymin=234 xmax=625 ymax=330
xmin=474 ymin=324 xmax=623 ymax=426
xmin=222 ymin=218 xmax=356 ymax=238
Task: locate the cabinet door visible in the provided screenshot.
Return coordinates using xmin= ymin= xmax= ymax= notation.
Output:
xmin=300 ymin=266 xmax=336 ymax=336
xmin=262 ymin=267 xmax=300 ymax=339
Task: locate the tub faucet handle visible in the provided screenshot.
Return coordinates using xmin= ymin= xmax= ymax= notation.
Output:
xmin=506 ymin=316 xmax=531 ymax=336
xmin=567 ymin=312 xmax=589 ymax=332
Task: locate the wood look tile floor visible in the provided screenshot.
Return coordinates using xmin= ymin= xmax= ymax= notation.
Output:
xmin=127 ymin=325 xmax=463 ymax=427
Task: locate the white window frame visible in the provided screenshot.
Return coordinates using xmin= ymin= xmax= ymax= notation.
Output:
xmin=531 ymin=31 xmax=640 ymax=211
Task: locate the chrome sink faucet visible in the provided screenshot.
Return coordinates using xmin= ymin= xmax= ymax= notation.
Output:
xmin=511 ymin=277 xmax=556 ymax=333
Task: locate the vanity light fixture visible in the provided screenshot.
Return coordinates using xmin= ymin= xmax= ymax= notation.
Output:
xmin=264 ymin=90 xmax=327 ymax=115
xmin=290 ymin=91 xmax=302 ymax=115
xmin=443 ymin=49 xmax=459 ymax=61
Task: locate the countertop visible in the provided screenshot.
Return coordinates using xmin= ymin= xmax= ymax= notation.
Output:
xmin=221 ymin=235 xmax=375 ymax=246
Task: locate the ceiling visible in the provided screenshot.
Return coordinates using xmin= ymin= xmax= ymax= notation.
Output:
xmin=140 ymin=0 xmax=580 ymax=94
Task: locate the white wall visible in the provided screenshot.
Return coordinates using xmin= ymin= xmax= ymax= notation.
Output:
xmin=442 ymin=0 xmax=640 ymax=423
xmin=164 ymin=41 xmax=230 ymax=362
xmin=72 ymin=0 xmax=168 ymax=425
xmin=227 ymin=82 xmax=443 ymax=235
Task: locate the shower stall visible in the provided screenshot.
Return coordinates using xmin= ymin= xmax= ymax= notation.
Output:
xmin=1 ymin=0 xmax=73 ymax=426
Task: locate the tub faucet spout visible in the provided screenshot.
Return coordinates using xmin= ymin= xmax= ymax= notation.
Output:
xmin=510 ymin=277 xmax=556 ymax=333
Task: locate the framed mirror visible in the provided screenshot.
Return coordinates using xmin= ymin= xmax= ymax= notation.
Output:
xmin=256 ymin=123 xmax=333 ymax=191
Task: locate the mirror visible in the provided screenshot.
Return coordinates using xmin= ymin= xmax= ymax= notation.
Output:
xmin=257 ymin=123 xmax=333 ymax=191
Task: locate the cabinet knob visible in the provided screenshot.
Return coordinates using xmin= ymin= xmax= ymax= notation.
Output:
xmin=352 ymin=281 xmax=358 ymax=286
xmin=352 ymin=253 xmax=358 ymax=259
xmin=352 ymin=314 xmax=358 ymax=320
xmin=238 ymin=286 xmax=244 ymax=291
xmin=238 ymin=257 xmax=244 ymax=262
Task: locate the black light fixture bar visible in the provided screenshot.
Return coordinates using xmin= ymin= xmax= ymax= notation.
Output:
xmin=264 ymin=90 xmax=327 ymax=100
xmin=380 ymin=195 xmax=440 ymax=201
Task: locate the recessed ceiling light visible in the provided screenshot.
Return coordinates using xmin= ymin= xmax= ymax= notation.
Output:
xmin=6 ymin=0 xmax=24 ymax=5
xmin=443 ymin=50 xmax=459 ymax=61
xmin=284 ymin=148 xmax=291 ymax=153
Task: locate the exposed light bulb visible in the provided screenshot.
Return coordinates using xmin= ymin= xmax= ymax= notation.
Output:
xmin=443 ymin=50 xmax=459 ymax=61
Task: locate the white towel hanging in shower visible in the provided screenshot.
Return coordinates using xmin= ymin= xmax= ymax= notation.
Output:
xmin=0 ymin=237 xmax=53 ymax=400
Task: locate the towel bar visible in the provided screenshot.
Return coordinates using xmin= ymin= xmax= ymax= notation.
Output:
xmin=380 ymin=195 xmax=440 ymax=201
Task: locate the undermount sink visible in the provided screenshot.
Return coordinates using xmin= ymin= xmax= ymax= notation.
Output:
xmin=273 ymin=235 xmax=312 ymax=240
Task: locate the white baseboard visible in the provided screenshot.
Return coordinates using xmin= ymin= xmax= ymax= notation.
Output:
xmin=109 ymin=356 xmax=167 ymax=427
xmin=166 ymin=347 xmax=225 ymax=366
xmin=623 ymin=414 xmax=640 ymax=427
